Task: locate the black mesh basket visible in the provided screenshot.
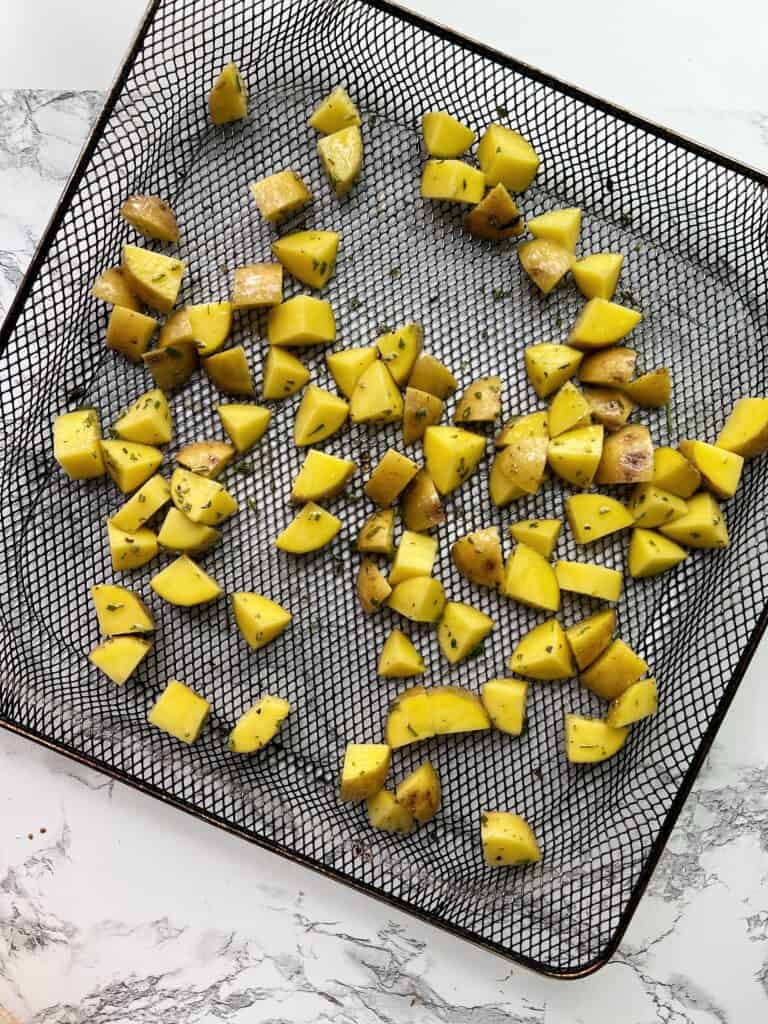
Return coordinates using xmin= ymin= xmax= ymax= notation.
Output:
xmin=1 ymin=0 xmax=767 ymax=977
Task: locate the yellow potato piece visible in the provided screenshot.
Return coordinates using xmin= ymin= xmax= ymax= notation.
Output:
xmin=481 ymin=812 xmax=541 ymax=866
xmin=176 ymin=440 xmax=235 ymax=479
xmin=528 ymin=207 xmax=581 ymax=252
xmin=272 ymin=230 xmax=339 ymax=289
xmin=107 ymin=521 xmax=158 ymax=571
xmin=120 ymin=194 xmax=179 ymax=243
xmin=395 ymin=763 xmax=441 ymax=822
xmin=565 ymin=713 xmax=628 ymax=763
xmin=91 ymin=266 xmax=141 ymax=310
xmin=429 ymin=686 xmax=491 ymax=733
xmin=149 ymin=680 xmax=210 ymax=744
xmin=231 ymin=263 xmax=283 ymax=309
xmin=452 ymin=525 xmax=504 ymax=589
xmin=583 ymin=386 xmax=635 ymax=431
xmin=524 ymin=343 xmax=583 ymax=399
xmin=477 ymin=124 xmax=539 ymax=190
xmin=565 ymin=609 xmax=616 ymax=670
xmin=678 ymin=439 xmax=743 ymax=499
xmin=204 ymin=346 xmax=254 ymax=396
xmin=622 ymin=367 xmax=670 ymax=408
xmin=490 ymin=412 xmax=549 ymax=504
xmin=106 ymin=306 xmax=158 ymax=361
xmin=375 ymin=322 xmax=423 ymax=386
xmin=568 ymin=298 xmax=642 ymax=349
xmin=101 ymin=440 xmax=163 ymax=493
xmin=580 ymin=639 xmax=647 ymax=700
xmin=367 ymin=790 xmax=413 ymax=834
xmin=628 ymin=528 xmax=687 ymax=578
xmin=565 ymin=493 xmax=633 ymax=543
xmin=481 ymin=678 xmax=528 ymax=736
xmin=121 ymin=245 xmax=184 ymax=314
xmin=716 ymin=397 xmax=768 ymax=458
xmin=504 ymin=544 xmax=560 ymax=611
xmin=291 ymin=449 xmax=355 ymax=502
xmin=579 ymin=346 xmax=637 ymax=386
xmin=378 ymin=629 xmax=425 ymax=678
xmin=403 ymin=386 xmax=443 ymax=445
xmin=91 ymin=584 xmax=154 ymax=636
xmin=268 ymin=296 xmax=336 ymax=347
xmin=170 ymin=467 xmax=238 ymax=524
xmin=548 ymin=380 xmax=591 ymax=437
xmin=188 ymin=301 xmax=233 ymax=357
xmin=208 ymin=62 xmax=247 ymax=124
xmin=318 ymin=126 xmax=363 ymax=196
xmin=595 ymin=424 xmax=655 ymax=485
xmin=356 ymin=508 xmax=395 ymax=557
xmin=508 ymin=619 xmax=574 ymax=680
xmin=652 ymin=446 xmax=701 ymax=498
xmin=389 ymin=530 xmax=438 ymax=585
xmin=424 ymin=425 xmax=486 ymax=495
xmin=250 ymin=170 xmax=312 ymax=223
xmin=606 ymin=678 xmax=658 ymax=728
xmin=388 ymin=577 xmax=446 ymax=623
xmin=150 ymin=555 xmax=222 ymax=606
xmin=232 ymin=593 xmax=292 ymax=650
xmin=326 ymin=346 xmax=378 ymax=398
xmin=262 ymin=348 xmax=309 ymax=400
xmin=349 ymin=360 xmax=403 ymax=424
xmin=228 ymin=696 xmax=290 ymax=753
xmin=339 ymin=742 xmax=390 ymax=801
xmin=628 ymin=484 xmax=688 ymax=528
xmin=555 ymin=560 xmax=623 ymax=602
xmin=401 ymin=470 xmax=446 ymax=532
xmin=113 ymin=388 xmax=172 ymax=445
xmin=408 ymin=352 xmax=457 ymax=399
xmin=421 ymin=160 xmax=485 ymax=203
xmin=308 ymin=85 xmax=361 ymax=133
xmin=89 ymin=636 xmax=152 ymax=686
xmin=572 ymin=253 xmax=624 ymax=300
xmin=508 ymin=518 xmax=561 ymax=559
xmin=356 ymin=558 xmax=392 ymax=614
xmin=111 ymin=474 xmax=170 ymax=532
xmin=518 ymin=239 xmax=574 ymax=294
xmin=454 ymin=375 xmax=502 ymax=424
xmin=143 ymin=341 xmax=197 ymax=392
xmin=364 ymin=449 xmax=419 ymax=506
xmin=293 ymin=385 xmax=349 ymax=445
xmin=159 ymin=307 xmax=193 ymax=347
xmin=659 ymin=492 xmax=729 ymax=549
xmin=464 ymin=183 xmax=524 ymax=240
xmin=385 ymin=686 xmax=434 ymax=747
xmin=217 ymin=403 xmax=270 ymax=452
xmin=157 ymin=508 xmax=221 ymax=555
xmin=275 ymin=502 xmax=341 ymax=553
xmin=422 ymin=111 xmax=475 ymax=157
xmin=547 ymin=425 xmax=604 ymax=487
xmin=54 ymin=409 xmax=105 ymax=479
xmin=437 ymin=601 xmax=493 ymax=663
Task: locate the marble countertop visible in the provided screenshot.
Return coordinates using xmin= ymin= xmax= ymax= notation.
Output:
xmin=1 ymin=2 xmax=768 ymax=1021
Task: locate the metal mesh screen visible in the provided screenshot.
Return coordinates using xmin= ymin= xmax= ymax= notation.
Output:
xmin=0 ymin=0 xmax=767 ymax=975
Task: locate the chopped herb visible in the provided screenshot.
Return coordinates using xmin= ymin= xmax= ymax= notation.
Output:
xmin=495 ymin=105 xmax=509 ymax=118
xmin=349 ymin=296 xmax=361 ymax=311
xmin=105 ymin=603 xmax=123 ymax=612
xmin=389 ymin=266 xmax=401 ymax=279
xmin=233 ymin=461 xmax=254 ymax=476
xmin=468 ymin=642 xmax=484 ymax=658
xmin=545 ymin=645 xmax=554 ymax=654
xmin=137 ymin=494 xmax=146 ymax=503
xmin=247 ymin=497 xmax=259 ymax=514
xmin=406 ymin=723 xmax=418 ymax=737
xmin=368 ymin=113 xmax=378 ymax=128
xmin=151 ymin=273 xmax=166 ymax=282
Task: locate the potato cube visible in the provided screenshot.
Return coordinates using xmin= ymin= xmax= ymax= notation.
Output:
xmin=504 ymin=544 xmax=560 ymax=611
xmin=148 ymin=680 xmax=210 ymax=744
xmin=518 ymin=239 xmax=574 ymax=294
xmin=356 ymin=558 xmax=392 ymax=614
xmin=291 ymin=449 xmax=355 ymax=502
xmin=579 ymin=347 xmax=637 ymax=386
xmin=652 ymin=446 xmax=701 ymax=497
xmin=113 ymin=388 xmax=172 ymax=445
xmin=217 ymin=403 xmax=270 ymax=452
xmin=606 ymin=678 xmax=658 ymax=728
xmin=143 ymin=342 xmax=198 ymax=392
xmin=91 ymin=584 xmax=154 ymax=636
xmin=232 ymin=263 xmax=283 ymax=309
xmin=389 ymin=530 xmax=438 ymax=585
xmin=89 ymin=636 xmax=151 ymax=686
xmin=438 ymin=601 xmax=493 ymax=663
xmin=555 ymin=560 xmax=623 ymax=602
xmin=420 ymin=160 xmax=485 ymax=203
xmin=401 ymin=470 xmax=446 ymax=532
xmin=454 ymin=376 xmax=502 ymax=424
xmin=429 ymin=686 xmax=491 ymax=733
xmin=107 ymin=521 xmax=158 ymax=571
xmin=528 ymin=207 xmax=581 ymax=252
xmin=293 ymin=385 xmax=349 ymax=445
xmin=388 ymin=577 xmax=446 ymax=622
xmin=508 ymin=619 xmax=574 ymax=680
xmin=508 ymin=518 xmax=561 ymax=558
xmin=275 ymin=502 xmax=342 ymax=554
xmin=317 ymin=126 xmax=363 ymax=196
xmin=326 ymin=346 xmax=378 ymax=398
xmin=375 ymin=322 xmax=423 ymax=386
xmin=378 ymin=629 xmax=425 ymax=678
xmin=101 ymin=440 xmax=163 ymax=493
xmin=228 ymin=696 xmax=290 ymax=753
xmin=659 ymin=492 xmax=728 ymax=549
xmin=112 ymin=474 xmax=171 ymax=532
xmin=175 ymin=440 xmax=235 ymax=478
xmin=477 ymin=124 xmax=539 ymax=190
xmin=451 ymin=526 xmax=504 ymax=589
xmin=204 ymin=346 xmax=255 ymax=396
xmin=54 ymin=409 xmax=105 ymax=479
xmin=268 ymin=295 xmax=336 ymax=347
xmin=262 ymin=348 xmax=309 ymax=400
xmin=583 ymin=386 xmax=634 ymax=431
xmin=157 ymin=508 xmax=221 ymax=555
xmin=423 ymin=425 xmax=486 ymax=495
xmin=106 ymin=305 xmax=159 ymax=362
xmin=716 ymin=397 xmax=768 ymax=458
xmin=250 ymin=170 xmax=312 ymax=223
xmin=490 ymin=414 xmax=549 ymax=502
xmin=121 ymin=245 xmax=184 ymax=314
xmin=385 ymin=686 xmax=434 ymax=747
xmin=151 ymin=555 xmax=222 ymax=606
xmin=623 ymin=367 xmax=671 ymax=408
xmin=350 ymin=361 xmax=404 ymax=424
xmin=481 ymin=678 xmax=528 ymax=736
xmin=580 ymin=639 xmax=647 ymax=700
xmin=356 ymin=508 xmax=395 ymax=557
xmin=463 ymin=183 xmax=523 ymax=239
xmin=170 ymin=467 xmax=238 ymax=524
xmin=159 ymin=307 xmax=193 ymax=347
xmin=339 ymin=742 xmax=390 ymax=801
xmin=565 ymin=609 xmax=616 ymax=670
xmin=91 ymin=266 xmax=141 ymax=311
xmin=572 ymin=253 xmax=624 ymax=300
xmin=272 ymin=230 xmax=339 ymax=289
xmin=595 ymin=424 xmax=653 ymax=485
xmin=364 ymin=449 xmax=419 ymax=506
xmin=628 ymin=528 xmax=687 ymax=578
xmin=565 ymin=493 xmax=633 ymax=543
xmin=548 ymin=380 xmax=591 ymax=437
xmin=628 ymin=484 xmax=687 ymax=528
xmin=678 ymin=439 xmax=743 ymax=499
xmin=208 ymin=62 xmax=247 ymax=124
xmin=188 ymin=301 xmax=233 ymax=357
xmin=403 ymin=387 xmax=443 ymax=444
xmin=120 ymin=194 xmax=179 ymax=242
xmin=565 ymin=714 xmax=628 ymax=763
xmin=407 ymin=352 xmax=457 ymax=398
xmin=524 ymin=343 xmax=583 ymax=398
xmin=231 ymin=593 xmax=292 ymax=650
xmin=548 ymin=425 xmax=604 ymax=487
xmin=308 ymin=86 xmax=361 ymax=133
xmin=481 ymin=812 xmax=541 ymax=866
xmin=422 ymin=111 xmax=474 ymax=157
xmin=395 ymin=763 xmax=441 ymax=822
xmin=367 ymin=790 xmax=413 ymax=834
xmin=568 ymin=298 xmax=642 ymax=349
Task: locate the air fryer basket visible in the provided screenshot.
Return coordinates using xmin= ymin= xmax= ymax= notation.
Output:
xmin=1 ymin=0 xmax=767 ymax=977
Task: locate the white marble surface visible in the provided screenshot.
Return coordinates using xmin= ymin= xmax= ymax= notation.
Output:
xmin=1 ymin=1 xmax=768 ymax=1020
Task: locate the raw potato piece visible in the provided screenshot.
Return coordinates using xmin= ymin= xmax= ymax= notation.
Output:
xmin=318 ymin=126 xmax=363 ymax=196
xmin=121 ymin=245 xmax=184 ymax=314
xmin=106 ymin=306 xmax=158 ymax=361
xmin=357 ymin=558 xmax=392 ymax=614
xmin=143 ymin=341 xmax=197 ymax=392
xmin=326 ymin=346 xmax=377 ymax=398
xmin=422 ymin=111 xmax=474 ymax=157
xmin=275 ymin=502 xmax=341 ymax=553
xmin=54 ymin=409 xmax=105 ymax=479
xmin=490 ymin=414 xmax=549 ymax=504
xmin=518 ymin=239 xmax=574 ymax=294
xmin=91 ymin=584 xmax=154 ymax=636
xmin=628 ymin=484 xmax=687 ymax=528
xmin=272 ymin=231 xmax=339 ymax=289
xmin=579 ymin=347 xmax=637 ymax=386
xmin=595 ymin=424 xmax=653 ymax=485
xmin=291 ymin=449 xmax=355 ymax=502
xmin=262 ymin=348 xmax=309 ymax=399
xmin=477 ymin=124 xmax=539 ymax=190
xmin=580 ymin=639 xmax=647 ymax=700
xmin=208 ymin=62 xmax=247 ymax=124
xmin=388 ymin=577 xmax=446 ymax=623
xmin=659 ymin=492 xmax=728 ymax=549
xmin=171 ymin=468 xmax=238 ymax=524
xmin=481 ymin=812 xmax=541 ymax=866
xmin=396 ymin=763 xmax=441 ymax=822
xmin=114 ymin=388 xmax=172 ymax=445
xmin=101 ymin=440 xmax=162 ymax=493
xmin=454 ymin=376 xmax=502 ymax=424
xmin=424 ymin=426 xmax=486 ymax=495
xmin=504 ymin=544 xmax=560 ymax=612
xmin=403 ymin=387 xmax=443 ymax=444
xmin=555 ymin=561 xmax=623 ymax=602
xmin=250 ymin=170 xmax=312 ymax=223
xmin=217 ymin=404 xmax=271 ymax=452
xmin=568 ymin=298 xmax=642 ymax=349
xmin=367 ymin=790 xmax=414 ymax=834
xmin=565 ymin=493 xmax=633 ymax=544
xmin=408 ymin=353 xmax=457 ymax=399
xmin=528 ymin=207 xmax=581 ymax=252
xmin=92 ymin=266 xmax=141 ymax=311
xmin=547 ymin=425 xmax=604 ymax=487
xmin=107 ymin=521 xmax=158 ymax=571
xmin=176 ymin=440 xmax=235 ymax=479
xmin=364 ymin=450 xmax=419 ymax=506
xmin=378 ymin=629 xmax=425 ymax=677
xmin=268 ymin=296 xmax=336 ymax=347
xmin=565 ymin=714 xmax=628 ymax=763
xmin=429 ymin=686 xmax=491 ymax=734
xmin=565 ymin=609 xmax=616 ymax=670
xmin=525 ymin=344 xmax=583 ymax=399
xmin=583 ymin=386 xmax=634 ymax=431
xmin=652 ymin=446 xmax=701 ymax=498
xmin=420 ymin=160 xmax=485 ymax=203
xmin=678 ymin=440 xmax=744 ymax=499
xmin=309 ymin=86 xmax=361 ymax=133
xmin=509 ymin=519 xmax=561 ymax=558
xmin=451 ymin=526 xmax=504 ymax=589
xmin=293 ymin=386 xmax=349 ymax=445
xmin=112 ymin=474 xmax=171 ymax=532
xmin=120 ymin=195 xmax=179 ymax=242
xmin=463 ymin=183 xmax=524 ymax=240
xmin=508 ymin=619 xmax=574 ymax=680
xmin=188 ymin=302 xmax=233 ymax=357
xmin=606 ymin=678 xmax=658 ymax=728
xmin=150 ymin=555 xmax=222 ymax=606
xmin=389 ymin=531 xmax=438 ymax=585
xmin=481 ymin=678 xmax=528 ymax=735
xmin=356 ymin=509 xmax=395 ymax=557
xmin=149 ymin=680 xmax=210 ymax=744
xmin=204 ymin=347 xmax=254 ymax=396
xmin=339 ymin=743 xmax=390 ymax=802
xmin=716 ymin=397 xmax=768 ymax=458
xmin=438 ymin=601 xmax=494 ymax=663
xmin=385 ymin=686 xmax=434 ymax=747
xmin=628 ymin=528 xmax=687 ymax=578
xmin=232 ymin=263 xmax=283 ymax=309
xmin=401 ymin=471 xmax=446 ymax=532
xmin=228 ymin=696 xmax=290 ymax=753
xmin=89 ymin=636 xmax=151 ymax=686
xmin=572 ymin=253 xmax=624 ymax=300
xmin=623 ymin=368 xmax=670 ymax=407
xmin=548 ymin=381 xmax=591 ymax=437
xmin=157 ymin=509 xmax=221 ymax=555
xmin=350 ymin=361 xmax=404 ymax=424
xmin=232 ymin=593 xmax=292 ymax=650
xmin=375 ymin=323 xmax=423 ymax=386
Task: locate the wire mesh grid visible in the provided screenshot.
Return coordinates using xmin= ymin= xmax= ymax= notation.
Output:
xmin=0 ymin=0 xmax=767 ymax=976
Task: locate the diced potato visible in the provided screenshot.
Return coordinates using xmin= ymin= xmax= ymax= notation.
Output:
xmin=438 ymin=601 xmax=494 ymax=663
xmin=367 ymin=790 xmax=414 ymax=834
xmin=357 ymin=558 xmax=393 ymax=614
xmin=54 ymin=409 xmax=105 ymax=479
xmin=176 ymin=440 xmax=235 ymax=479
xmin=294 ymin=385 xmax=349 ymax=445
xmin=91 ymin=584 xmax=154 ymax=636
xmin=318 ymin=126 xmax=363 ymax=196
xmin=547 ymin=425 xmax=604 ymax=487
xmin=678 ymin=439 xmax=743 ymax=499
xmin=401 ymin=470 xmax=446 ymax=532
xmin=629 ymin=483 xmax=687 ymax=528
xmin=208 ymin=62 xmax=247 ymax=124
xmin=555 ymin=560 xmax=622 ymax=602
xmin=504 ymin=544 xmax=560 ymax=611
xmin=420 ymin=160 xmax=485 ymax=203
xmin=339 ymin=743 xmax=390 ymax=801
xmin=170 ymin=467 xmax=238 ymax=524
xmin=231 ymin=263 xmax=283 ymax=309
xmin=159 ymin=307 xmax=193 ymax=347
xmin=528 ymin=207 xmax=581 ymax=252
xmin=101 ymin=440 xmax=163 ymax=493
xmin=659 ymin=492 xmax=728 ymax=549
xmin=481 ymin=812 xmax=541 ymax=866
xmin=91 ymin=266 xmax=141 ymax=310
xmin=112 ymin=474 xmax=171 ymax=532
xmin=308 ymin=86 xmax=361 ymax=133
xmin=509 ymin=518 xmax=561 ymax=558
xmin=424 ymin=426 xmax=486 ymax=495
xmin=524 ymin=343 xmax=583 ymax=398
xmin=204 ymin=346 xmax=254 ymax=396
xmin=623 ymin=368 xmax=670 ymax=408
xmin=378 ymin=629 xmax=425 ymax=678
xmin=477 ymin=124 xmax=539 ymax=190
xmin=291 ymin=449 xmax=355 ymax=502
xmin=157 ymin=508 xmax=221 ymax=555
xmin=107 ymin=521 xmax=158 ymax=571
xmin=388 ymin=577 xmax=446 ymax=623
xmin=403 ymin=387 xmax=443 ymax=444
xmin=606 ymin=678 xmax=658 ymax=728
xmin=114 ymin=388 xmax=172 ymax=445
xmin=565 ymin=493 xmax=633 ymax=543
xmin=580 ymin=639 xmax=647 ymax=700
xmin=217 ymin=403 xmax=270 ymax=452
xmin=120 ymin=194 xmax=179 ymax=242
xmin=422 ymin=111 xmax=474 ymax=157
xmin=595 ymin=424 xmax=653 ymax=485
xmin=565 ymin=609 xmax=616 ymax=670
xmin=389 ymin=530 xmax=438 ymax=585
xmin=121 ymin=245 xmax=184 ymax=313
xmin=565 ymin=714 xmax=628 ymax=763
xmin=375 ymin=322 xmax=423 ymax=386
xmin=143 ymin=342 xmax=197 ymax=391
xmin=490 ymin=414 xmax=549 ymax=503
xmin=568 ymin=298 xmax=642 ymax=349
xmin=508 ymin=619 xmax=574 ymax=680
xmin=350 ymin=360 xmax=404 ymax=424
xmin=518 ymin=239 xmax=574 ymax=294
xmin=429 ymin=686 xmax=491 ymax=733
xmin=454 ymin=376 xmax=502 ymax=424
xmin=228 ymin=696 xmax=290 ymax=753
xmin=385 ymin=686 xmax=434 ymax=747
xmin=716 ymin=397 xmax=768 ymax=458
xmin=106 ymin=306 xmax=158 ymax=362
xmin=89 ymin=636 xmax=151 ymax=686
xmin=250 ymin=169 xmax=312 ymax=223
xmin=481 ymin=678 xmax=528 ymax=735
xmin=572 ymin=253 xmax=624 ymax=300
xmin=232 ymin=592 xmax=292 ymax=650
xmin=356 ymin=508 xmax=395 ymax=556
xmin=652 ymin=446 xmax=701 ymax=498
xmin=150 ymin=555 xmax=222 ymax=606
xmin=262 ymin=348 xmax=309 ymax=400
xmin=268 ymin=295 xmax=336 ymax=347
xmin=275 ymin=502 xmax=342 ymax=554
xmin=407 ymin=352 xmax=457 ymax=399
xmin=396 ymin=763 xmax=441 ymax=822
xmin=548 ymin=380 xmax=591 ymax=437
xmin=463 ymin=183 xmax=523 ymax=239
xmin=272 ymin=230 xmax=339 ymax=289
xmin=583 ymin=386 xmax=634 ymax=431
xmin=628 ymin=528 xmax=687 ymax=578
xmin=452 ymin=526 xmax=504 ymax=589
xmin=579 ymin=347 xmax=637 ymax=386
xmin=326 ymin=346 xmax=378 ymax=398
xmin=149 ymin=680 xmax=210 ymax=744
xmin=364 ymin=449 xmax=419 ymax=506
xmin=187 ymin=302 xmax=232 ymax=357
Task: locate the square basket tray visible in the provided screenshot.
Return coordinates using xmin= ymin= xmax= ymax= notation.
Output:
xmin=1 ymin=0 xmax=767 ymax=978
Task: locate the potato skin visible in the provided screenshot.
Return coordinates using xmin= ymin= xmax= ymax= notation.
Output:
xmin=401 ymin=471 xmax=446 ymax=531
xmin=595 ymin=424 xmax=653 ymax=484
xmin=451 ymin=526 xmax=504 ymax=589
xmin=356 ymin=558 xmax=392 ymax=614
xmin=120 ymin=195 xmax=179 ymax=242
xmin=578 ymin=347 xmax=636 ymax=386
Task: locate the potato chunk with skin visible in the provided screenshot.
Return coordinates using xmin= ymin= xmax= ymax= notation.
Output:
xmin=120 ymin=195 xmax=179 ymax=242
xmin=518 ymin=239 xmax=574 ymax=294
xmin=509 ymin=518 xmax=561 ymax=558
xmin=275 ymin=502 xmax=342 ymax=554
xmin=481 ymin=812 xmax=541 ymax=866
xmin=54 ymin=409 xmax=106 ymax=479
xmin=356 ymin=509 xmax=395 ymax=556
xmin=569 ymin=298 xmax=642 ymax=349
xmin=652 ymin=446 xmax=701 ymax=498
xmin=107 ymin=521 xmax=158 ymax=571
xmin=350 ymin=361 xmax=404 ymax=424
xmin=490 ymin=414 xmax=549 ymax=504
xmin=528 ymin=207 xmax=581 ymax=252
xmin=106 ymin=306 xmax=158 ymax=362
xmin=548 ymin=425 xmax=604 ymax=487
xmin=151 ymin=555 xmax=223 ymax=606
xmin=678 ymin=439 xmax=743 ymax=499
xmin=318 ymin=126 xmax=363 ymax=196
xmin=463 ymin=183 xmax=523 ymax=239
xmin=91 ymin=584 xmax=154 ymax=636
xmin=291 ymin=449 xmax=355 ymax=503
xmin=159 ymin=307 xmax=193 ymax=347
xmin=388 ymin=577 xmax=446 ymax=623
xmin=228 ymin=696 xmax=290 ymax=753
xmin=188 ymin=301 xmax=233 ymax=357
xmin=481 ymin=678 xmax=528 ymax=736
xmin=403 ymin=387 xmax=443 ymax=444
xmin=422 ymin=111 xmax=474 ymax=157
xmin=628 ymin=528 xmax=687 ymax=578
xmin=378 ymin=629 xmax=424 ymax=678
xmin=572 ymin=253 xmax=624 ymax=300
xmin=92 ymin=266 xmax=141 ymax=310
xmin=367 ymin=790 xmax=414 ymax=834
xmin=114 ymin=388 xmax=172 ymax=445
xmin=171 ymin=467 xmax=238 ymax=524
xmin=565 ymin=714 xmax=628 ymax=763
xmin=250 ymin=170 xmax=312 ymax=223
xmin=176 ymin=440 xmax=235 ymax=479
xmin=454 ymin=376 xmax=502 ymax=424
xmin=121 ymin=245 xmax=184 ymax=314
xmin=376 ymin=322 xmax=423 ymax=386
xmin=407 ymin=352 xmax=457 ymax=399
xmin=89 ymin=636 xmax=151 ymax=686
xmin=389 ymin=531 xmax=438 ymax=585
xmin=204 ymin=346 xmax=254 ymax=396
xmin=357 ymin=558 xmax=392 ymax=614
xmin=659 ymin=492 xmax=728 ymax=549
xmin=477 ymin=124 xmax=539 ymax=190
xmin=208 ymin=62 xmax=247 ymax=124
xmin=583 ymin=386 xmax=634 ymax=431
xmin=565 ymin=493 xmax=633 ymax=544
xmin=327 ymin=346 xmax=377 ymax=399
xmin=272 ymin=231 xmax=339 ymax=289
xmin=421 ymin=160 xmax=485 ymax=203
xmin=429 ymin=686 xmax=491 ymax=733
xmin=452 ymin=526 xmax=504 ymax=589
xmin=509 ymin=619 xmax=574 ymax=680
xmin=579 ymin=347 xmax=637 ymax=386
xmin=555 ymin=560 xmax=622 ymax=602
xmin=504 ymin=544 xmax=560 ymax=612
xmin=232 ymin=263 xmax=283 ymax=309
xmin=294 ymin=386 xmax=349 ymax=445
xmin=424 ymin=426 xmax=485 ymax=495
xmin=580 ymin=639 xmax=647 ymax=700
xmin=262 ymin=348 xmax=309 ymax=400
xmin=396 ymin=763 xmax=441 ymax=822
xmin=385 ymin=686 xmax=434 ymax=747
xmin=565 ymin=609 xmax=616 ymax=670
xmin=606 ymin=678 xmax=658 ymax=728
xmin=112 ymin=474 xmax=171 ymax=532
xmin=157 ymin=508 xmax=221 ymax=555
xmin=101 ymin=440 xmax=162 ymax=493
xmin=340 ymin=743 xmax=390 ymax=802
xmin=309 ymin=86 xmax=361 ymax=133
xmin=217 ymin=404 xmax=270 ymax=452
xmin=623 ymin=368 xmax=670 ymax=407
xmin=595 ymin=424 xmax=653 ymax=485
xmin=438 ymin=601 xmax=493 ymax=664
xmin=716 ymin=397 xmax=768 ymax=458
xmin=149 ymin=680 xmax=210 ymax=744
xmin=629 ymin=484 xmax=687 ymax=528
xmin=524 ymin=344 xmax=583 ymax=399
xmin=401 ymin=470 xmax=446 ymax=532
xmin=364 ymin=450 xmax=419 ymax=506
xmin=232 ymin=593 xmax=292 ymax=650
xmin=548 ymin=380 xmax=591 ymax=437
xmin=143 ymin=342 xmax=197 ymax=392
xmin=269 ymin=296 xmax=336 ymax=347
